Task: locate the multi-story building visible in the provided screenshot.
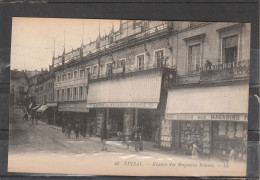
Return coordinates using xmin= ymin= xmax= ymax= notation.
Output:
xmin=10 ymin=70 xmax=29 ymax=106
xmin=53 ymin=20 xmax=250 ymax=160
xmin=28 ymin=74 xmax=38 ymax=105
xmin=35 ymin=67 xmax=56 ymax=124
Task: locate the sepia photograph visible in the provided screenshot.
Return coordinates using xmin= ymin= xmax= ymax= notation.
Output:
xmin=8 ymin=17 xmax=250 ymax=176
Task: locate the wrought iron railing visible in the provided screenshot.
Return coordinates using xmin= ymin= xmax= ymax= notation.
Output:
xmin=54 ymin=22 xmax=170 ymax=68
xmin=89 ymin=59 xmax=175 ymax=80
xmin=200 ymin=60 xmax=250 ymax=81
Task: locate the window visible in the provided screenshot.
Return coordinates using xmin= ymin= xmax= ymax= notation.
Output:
xmin=73 ymin=71 xmax=78 ymax=79
xmin=137 ymin=55 xmax=145 ymax=70
xmin=56 ymin=75 xmax=60 ymax=82
xmin=93 ymin=65 xmax=98 ymax=76
xmin=80 ymin=69 xmax=85 ymax=78
xmin=62 ymin=89 xmax=65 ymax=101
xmin=86 ymin=67 xmax=91 ymax=77
xmin=68 ymin=72 xmax=72 ymax=80
xmin=155 ymin=50 xmax=164 ymax=67
xmin=56 ymin=90 xmax=60 ymax=102
xmin=106 ymin=62 xmax=113 ymax=76
xmin=222 ymin=35 xmax=238 ymax=63
xmin=62 ymin=74 xmax=67 ymax=81
xmin=86 ymin=86 xmax=88 ymax=98
xmin=73 ymin=87 xmax=77 ymax=100
xmin=79 ymin=86 xmax=83 ymax=100
xmin=118 ymin=59 xmax=126 ymax=68
xmin=67 ymin=88 xmax=70 ymax=101
xmin=188 ymin=44 xmax=201 ymax=74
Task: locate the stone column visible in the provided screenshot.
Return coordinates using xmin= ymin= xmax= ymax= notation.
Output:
xmin=123 ymin=108 xmax=134 ymax=141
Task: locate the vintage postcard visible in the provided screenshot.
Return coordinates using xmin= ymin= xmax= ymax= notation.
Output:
xmin=8 ymin=17 xmax=250 ymax=176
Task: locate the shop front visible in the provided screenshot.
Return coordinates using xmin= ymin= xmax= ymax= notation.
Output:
xmin=58 ymin=100 xmax=90 ymax=136
xmin=87 ymin=69 xmax=163 ymax=141
xmin=164 ymin=84 xmax=249 ymax=161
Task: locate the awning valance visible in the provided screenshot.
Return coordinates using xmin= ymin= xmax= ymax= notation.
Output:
xmin=59 ymin=101 xmax=89 ymax=112
xmin=47 ymin=103 xmax=58 ymax=107
xmin=165 ymin=84 xmax=249 ymax=121
xmin=86 ymin=69 xmax=162 ymax=109
xmin=36 ymin=105 xmax=49 ymax=112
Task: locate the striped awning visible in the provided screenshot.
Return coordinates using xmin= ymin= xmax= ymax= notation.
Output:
xmin=165 ymin=84 xmax=249 ymax=121
xmin=36 ymin=105 xmax=49 ymax=112
xmin=86 ymin=69 xmax=162 ymax=109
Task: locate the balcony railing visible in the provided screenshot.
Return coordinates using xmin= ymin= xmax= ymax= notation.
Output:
xmin=200 ymin=60 xmax=249 ymax=81
xmin=89 ymin=59 xmax=175 ymax=80
xmin=54 ymin=22 xmax=171 ymax=68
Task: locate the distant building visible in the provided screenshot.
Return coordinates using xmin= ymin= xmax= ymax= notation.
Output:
xmin=25 ymin=69 xmax=40 ymax=78
xmin=36 ymin=69 xmax=54 ymax=105
xmin=10 ymin=70 xmax=28 ymax=106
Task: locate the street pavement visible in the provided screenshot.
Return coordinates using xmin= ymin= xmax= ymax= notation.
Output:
xmin=8 ymin=107 xmax=246 ymax=176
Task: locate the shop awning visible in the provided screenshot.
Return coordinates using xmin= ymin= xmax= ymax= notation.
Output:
xmin=32 ymin=105 xmax=41 ymax=110
xmin=59 ymin=101 xmax=89 ymax=112
xmin=165 ymin=84 xmax=249 ymax=121
xmin=86 ymin=69 xmax=162 ymax=109
xmin=36 ymin=105 xmax=49 ymax=112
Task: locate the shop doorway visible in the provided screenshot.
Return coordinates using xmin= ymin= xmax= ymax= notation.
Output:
xmin=137 ymin=109 xmax=158 ymax=141
xmin=107 ymin=108 xmax=124 ymax=140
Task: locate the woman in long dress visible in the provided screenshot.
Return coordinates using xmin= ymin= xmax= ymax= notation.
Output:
xmin=192 ymin=143 xmax=200 ymax=159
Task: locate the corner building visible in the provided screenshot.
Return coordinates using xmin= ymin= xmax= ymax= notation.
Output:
xmin=53 ymin=21 xmax=250 ymax=161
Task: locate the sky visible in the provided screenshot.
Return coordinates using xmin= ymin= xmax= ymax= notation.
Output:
xmin=10 ymin=17 xmax=120 ymax=71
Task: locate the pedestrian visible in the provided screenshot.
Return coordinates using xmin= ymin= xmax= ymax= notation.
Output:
xmin=23 ymin=110 xmax=28 ymax=121
xmin=75 ymin=122 xmax=79 ymax=139
xmin=100 ymin=125 xmax=107 ymax=151
xmin=229 ymin=146 xmax=236 ymax=163
xmin=154 ymin=127 xmax=160 ymax=148
xmin=192 ymin=141 xmax=201 ymax=159
xmin=31 ymin=110 xmax=35 ymax=125
xmin=67 ymin=122 xmax=72 ymax=138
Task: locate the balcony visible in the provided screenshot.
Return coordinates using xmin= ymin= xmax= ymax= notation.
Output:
xmin=55 ymin=77 xmax=88 ymax=89
xmin=89 ymin=59 xmax=176 ymax=82
xmin=200 ymin=60 xmax=250 ymax=82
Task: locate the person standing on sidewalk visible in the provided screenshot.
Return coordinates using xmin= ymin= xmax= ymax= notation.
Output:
xmin=101 ymin=125 xmax=107 ymax=151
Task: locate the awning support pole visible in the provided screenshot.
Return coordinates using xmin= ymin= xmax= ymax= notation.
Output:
xmin=106 ymin=108 xmax=109 ymax=132
xmin=135 ymin=108 xmax=138 ymax=126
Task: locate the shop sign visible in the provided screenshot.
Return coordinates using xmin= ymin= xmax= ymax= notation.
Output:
xmin=165 ymin=113 xmax=248 ymax=121
xmin=86 ymin=102 xmax=158 ymax=109
xmin=59 ymin=102 xmax=89 ymax=112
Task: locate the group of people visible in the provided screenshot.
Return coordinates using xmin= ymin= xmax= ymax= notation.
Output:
xmin=22 ymin=106 xmax=38 ymax=125
xmin=62 ymin=122 xmax=80 ymax=139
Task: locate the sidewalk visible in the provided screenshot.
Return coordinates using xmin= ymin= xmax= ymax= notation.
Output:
xmin=37 ymin=120 xmax=171 ymax=155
